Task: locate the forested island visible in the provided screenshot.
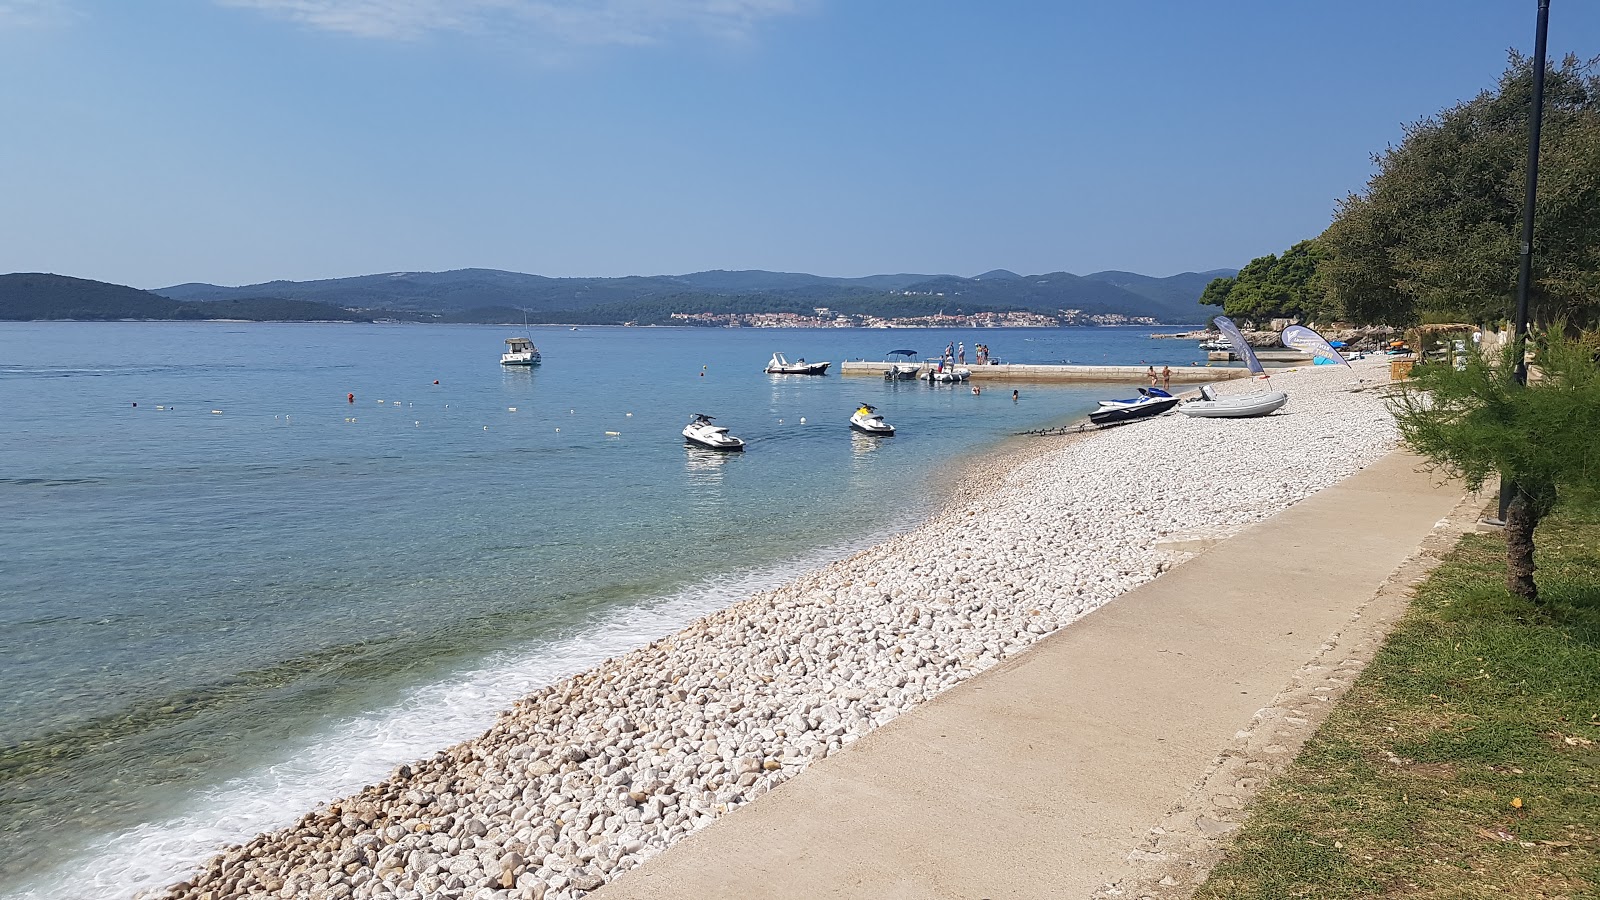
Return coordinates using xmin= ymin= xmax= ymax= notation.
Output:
xmin=1 ymin=267 xmax=1231 ymax=326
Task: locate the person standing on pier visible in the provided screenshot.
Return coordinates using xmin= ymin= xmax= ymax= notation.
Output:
xmin=958 ymin=342 xmax=965 ymax=365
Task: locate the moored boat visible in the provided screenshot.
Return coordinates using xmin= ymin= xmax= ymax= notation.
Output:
xmin=925 ymin=365 xmax=970 ymax=383
xmin=500 ymin=337 xmax=541 ymax=367
xmin=1088 ymin=387 xmax=1180 ymax=425
xmin=765 ymin=353 xmax=830 ymax=375
xmin=881 ymin=349 xmax=921 ymax=380
xmin=682 ymin=414 xmax=745 ymax=451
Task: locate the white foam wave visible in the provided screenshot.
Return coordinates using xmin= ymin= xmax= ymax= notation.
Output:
xmin=8 ymin=534 xmax=894 ymax=900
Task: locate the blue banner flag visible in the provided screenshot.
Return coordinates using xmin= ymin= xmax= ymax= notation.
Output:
xmin=1212 ymin=316 xmax=1264 ymax=375
xmin=1281 ymin=324 xmax=1351 ymax=367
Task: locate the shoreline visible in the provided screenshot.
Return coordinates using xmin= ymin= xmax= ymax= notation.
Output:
xmin=137 ymin=359 xmax=1399 ymax=900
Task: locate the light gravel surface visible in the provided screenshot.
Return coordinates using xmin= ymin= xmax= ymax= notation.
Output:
xmin=147 ymin=359 xmax=1399 ymax=900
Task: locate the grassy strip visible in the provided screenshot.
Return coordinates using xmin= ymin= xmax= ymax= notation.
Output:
xmin=1195 ymin=506 xmax=1600 ymax=899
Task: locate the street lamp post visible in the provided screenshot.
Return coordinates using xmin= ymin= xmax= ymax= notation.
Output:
xmin=1496 ymin=0 xmax=1551 ymax=524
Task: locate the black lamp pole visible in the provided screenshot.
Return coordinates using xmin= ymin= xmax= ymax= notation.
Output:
xmin=1497 ymin=0 xmax=1551 ymax=523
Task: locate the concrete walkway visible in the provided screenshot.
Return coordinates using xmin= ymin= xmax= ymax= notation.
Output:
xmin=594 ymin=450 xmax=1463 ymax=900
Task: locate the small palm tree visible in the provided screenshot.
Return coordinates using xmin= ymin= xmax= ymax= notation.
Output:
xmin=1390 ymin=327 xmax=1600 ymax=602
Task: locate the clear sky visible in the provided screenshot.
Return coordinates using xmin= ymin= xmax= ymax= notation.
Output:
xmin=1 ymin=0 xmax=1595 ymax=289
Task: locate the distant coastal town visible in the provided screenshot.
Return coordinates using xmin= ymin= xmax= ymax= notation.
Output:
xmin=668 ymin=307 xmax=1161 ymax=329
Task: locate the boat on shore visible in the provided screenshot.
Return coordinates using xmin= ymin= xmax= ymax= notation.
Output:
xmin=1088 ymin=387 xmax=1179 ymax=425
xmin=1179 ymin=384 xmax=1288 ymax=418
xmin=765 ymin=353 xmax=830 ymax=376
xmin=682 ymin=414 xmax=745 ymax=451
xmin=500 ymin=336 xmax=541 ymax=367
xmin=848 ymin=404 xmax=895 ymax=435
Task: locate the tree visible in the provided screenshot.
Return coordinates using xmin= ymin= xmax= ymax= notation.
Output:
xmin=1199 ymin=239 xmax=1330 ymax=323
xmin=1390 ymin=327 xmax=1600 ymax=601
xmin=1323 ymin=53 xmax=1600 ymax=327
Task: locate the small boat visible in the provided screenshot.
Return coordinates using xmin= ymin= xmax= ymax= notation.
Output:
xmin=501 ymin=336 xmax=541 ymax=367
xmin=765 ymin=353 xmax=830 ymax=375
xmin=849 ymin=404 xmax=895 ymax=435
xmin=1088 ymin=387 xmax=1180 ymax=425
xmin=881 ymin=349 xmax=921 ymax=380
xmin=1198 ymin=338 xmax=1232 ymax=352
xmin=925 ymin=365 xmax=971 ymax=383
xmin=682 ymin=414 xmax=745 ymax=451
xmin=1178 ymin=384 xmax=1288 ymax=418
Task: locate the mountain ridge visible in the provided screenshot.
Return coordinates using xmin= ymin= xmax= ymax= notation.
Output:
xmin=153 ymin=266 xmax=1233 ymax=323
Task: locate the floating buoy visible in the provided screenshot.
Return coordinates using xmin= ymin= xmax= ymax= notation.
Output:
xmin=132 ymin=402 xmax=137 ymax=407
xmin=432 ymin=380 xmax=439 ymax=385
xmin=799 ymin=417 xmax=806 ymax=424
xmin=484 ymin=425 xmax=489 ymax=430
xmin=778 ymin=419 xmax=784 ymax=425
xmin=347 ymin=393 xmax=355 ymax=403
xmin=569 ymin=409 xmax=575 ymax=414
xmin=415 ymin=421 xmax=420 ymax=427
xmin=555 ymin=427 xmax=560 ymax=432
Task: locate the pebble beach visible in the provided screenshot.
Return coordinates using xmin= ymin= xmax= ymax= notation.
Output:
xmin=145 ymin=358 xmax=1402 ymax=900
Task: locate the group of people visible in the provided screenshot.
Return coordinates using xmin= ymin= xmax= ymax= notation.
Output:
xmin=942 ymin=341 xmax=996 ymax=367
xmin=1146 ymin=365 xmax=1173 ymax=390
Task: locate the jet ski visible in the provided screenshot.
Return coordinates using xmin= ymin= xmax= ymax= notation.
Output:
xmin=682 ymin=414 xmax=745 ymax=451
xmin=848 ymin=404 xmax=895 ymax=435
xmin=1087 ymin=387 xmax=1180 ymax=426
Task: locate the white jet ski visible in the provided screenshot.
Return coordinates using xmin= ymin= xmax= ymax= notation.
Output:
xmin=682 ymin=414 xmax=745 ymax=451
xmin=1178 ymin=384 xmax=1289 ymax=418
xmin=849 ymin=404 xmax=895 ymax=435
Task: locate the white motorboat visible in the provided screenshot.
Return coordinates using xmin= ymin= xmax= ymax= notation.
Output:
xmin=500 ymin=336 xmax=542 ymax=367
xmin=1197 ymin=337 xmax=1232 ymax=352
xmin=881 ymin=349 xmax=921 ymax=380
xmin=849 ymin=404 xmax=895 ymax=435
xmin=682 ymin=414 xmax=745 ymax=451
xmin=1179 ymin=384 xmax=1289 ymax=418
xmin=765 ymin=352 xmax=830 ymax=375
xmin=925 ymin=365 xmax=971 ymax=383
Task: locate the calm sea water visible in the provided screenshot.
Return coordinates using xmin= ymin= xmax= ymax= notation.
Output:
xmin=0 ymin=322 xmax=1212 ymax=897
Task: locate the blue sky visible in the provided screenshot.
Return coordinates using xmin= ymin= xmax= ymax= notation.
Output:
xmin=1 ymin=0 xmax=1594 ymax=288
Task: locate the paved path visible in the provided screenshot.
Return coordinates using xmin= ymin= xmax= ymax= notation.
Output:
xmin=594 ymin=450 xmax=1463 ymax=900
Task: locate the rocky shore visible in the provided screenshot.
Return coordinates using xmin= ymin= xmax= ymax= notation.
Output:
xmin=146 ymin=359 xmax=1400 ymax=900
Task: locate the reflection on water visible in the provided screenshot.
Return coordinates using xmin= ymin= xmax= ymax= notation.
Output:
xmin=683 ymin=445 xmax=735 ymax=475
xmin=850 ymin=431 xmax=885 ymax=457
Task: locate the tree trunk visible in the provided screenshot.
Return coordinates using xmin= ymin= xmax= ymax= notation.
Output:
xmin=1505 ymin=487 xmax=1541 ymax=603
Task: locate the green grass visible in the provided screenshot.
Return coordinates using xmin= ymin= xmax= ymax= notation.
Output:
xmin=1195 ymin=506 xmax=1600 ymax=900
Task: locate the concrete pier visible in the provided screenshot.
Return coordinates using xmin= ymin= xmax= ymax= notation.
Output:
xmin=838 ymin=360 xmax=1252 ymax=383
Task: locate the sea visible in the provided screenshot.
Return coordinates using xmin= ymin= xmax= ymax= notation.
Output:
xmin=0 ymin=322 xmax=1219 ymax=898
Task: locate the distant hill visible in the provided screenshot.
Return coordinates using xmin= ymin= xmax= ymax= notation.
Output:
xmin=156 ymin=266 xmax=1231 ymax=324
xmin=1083 ymin=270 xmax=1235 ymax=315
xmin=1 ymin=273 xmax=369 ymax=322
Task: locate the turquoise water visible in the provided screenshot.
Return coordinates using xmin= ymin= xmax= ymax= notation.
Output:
xmin=0 ymin=322 xmax=1206 ymax=897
